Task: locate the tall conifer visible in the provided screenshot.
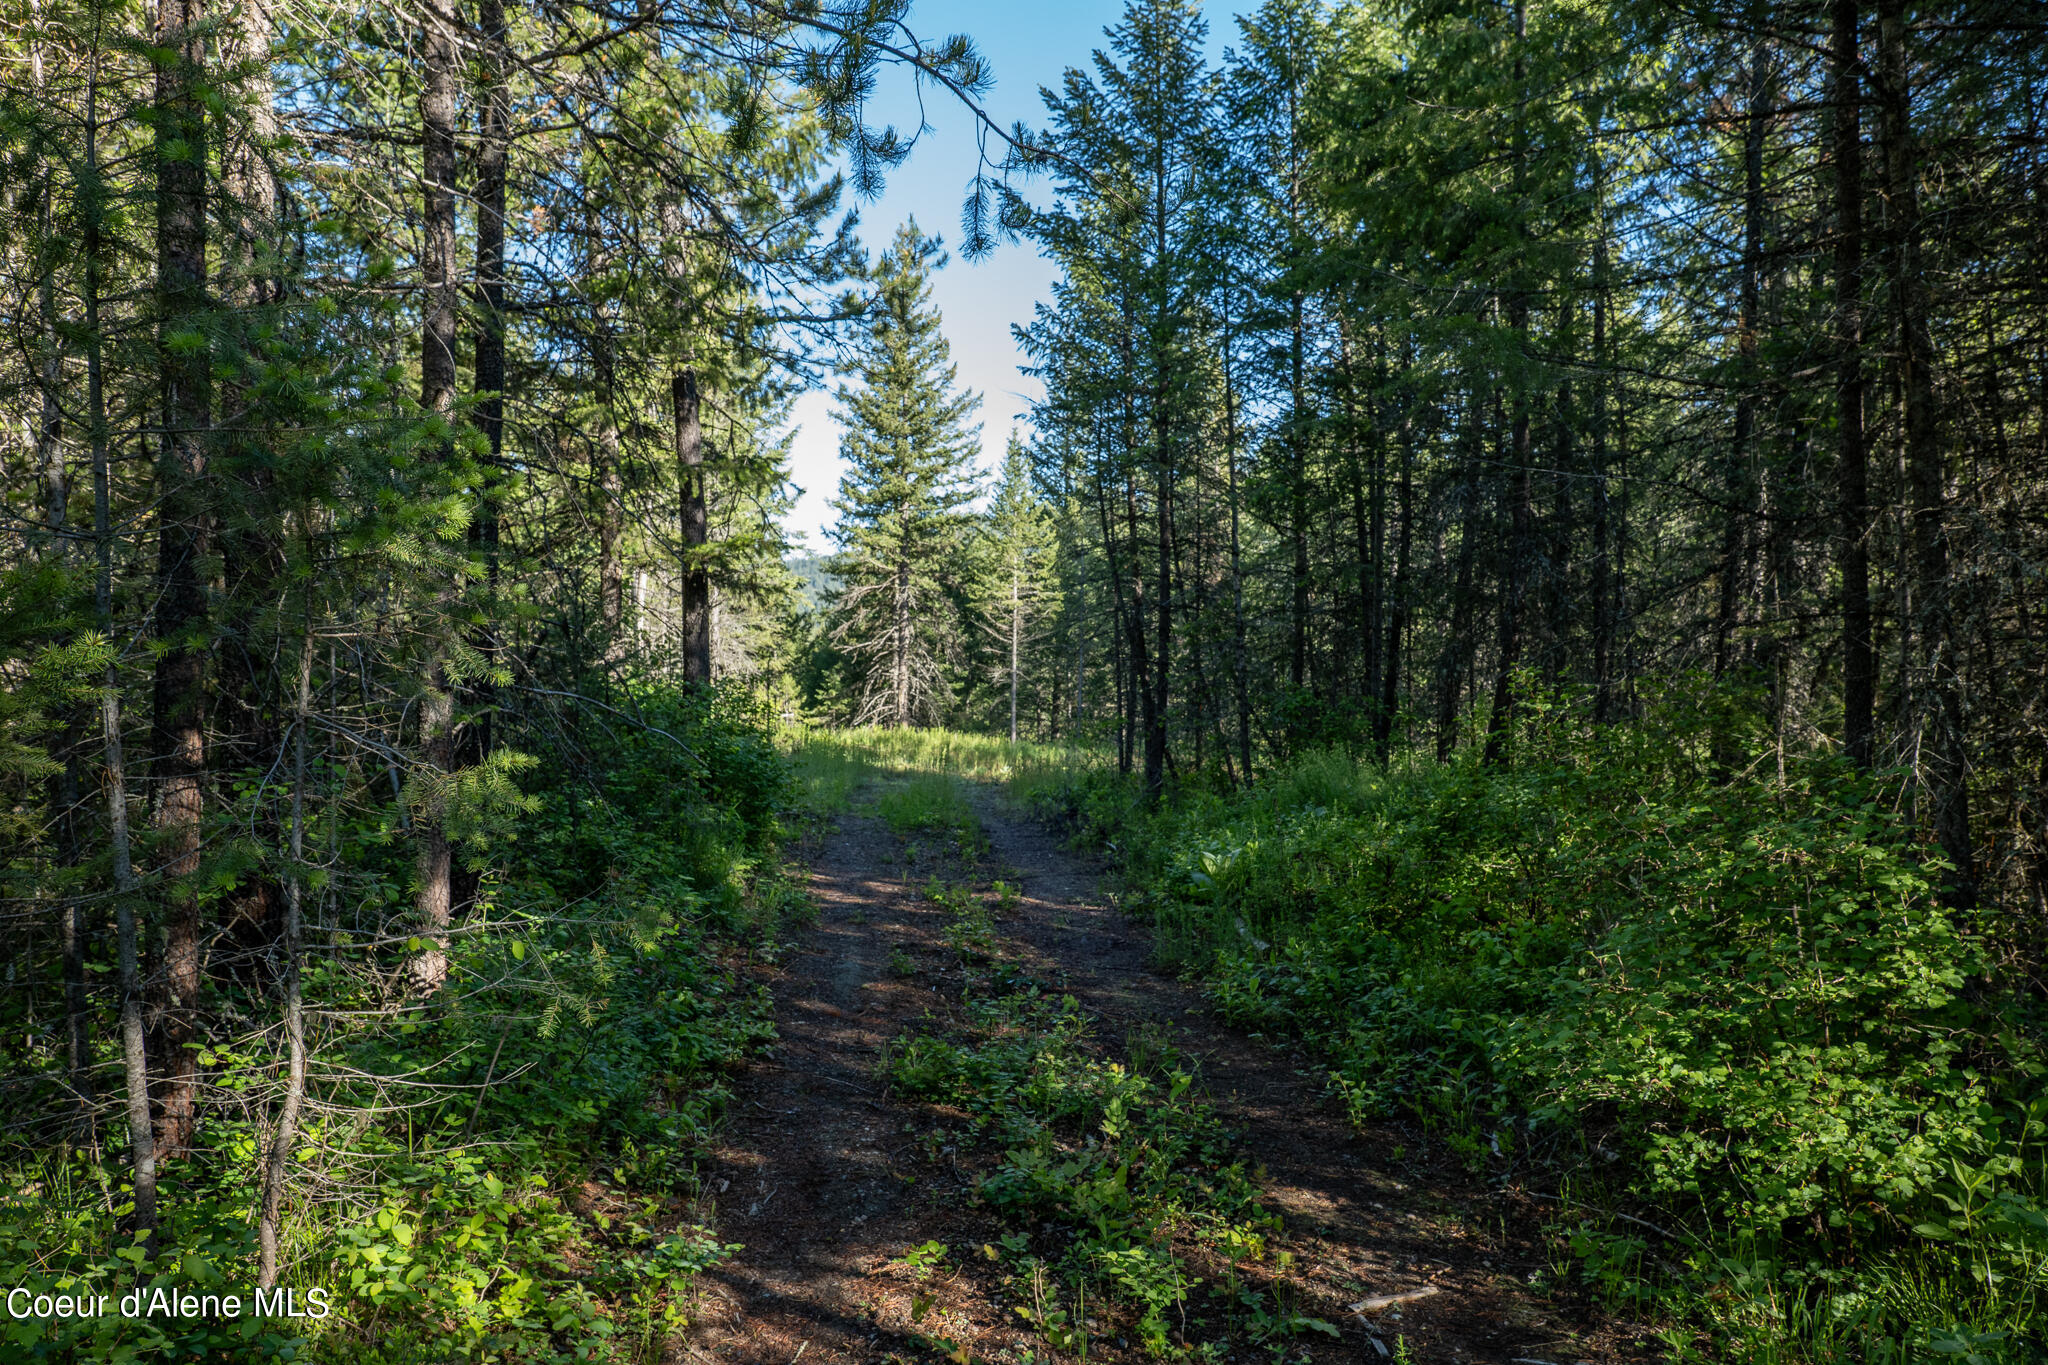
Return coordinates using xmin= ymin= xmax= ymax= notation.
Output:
xmin=825 ymin=224 xmax=982 ymax=727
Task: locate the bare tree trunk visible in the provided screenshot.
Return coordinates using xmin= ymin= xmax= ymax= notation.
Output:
xmin=676 ymin=369 xmax=712 ymax=685
xmin=1010 ymin=567 xmax=1021 ymax=744
xmin=1482 ymin=0 xmax=1532 ymax=768
xmin=30 ymin=69 xmax=93 ymax=1117
xmin=893 ymin=557 xmax=911 ymax=727
xmin=1435 ymin=407 xmax=1484 ymax=761
xmin=1878 ymin=0 xmax=1973 ymax=904
xmin=257 ymin=627 xmax=313 ymax=1288
xmin=86 ymin=56 xmax=155 ymax=1236
xmin=597 ymin=420 xmax=623 ymax=636
xmin=471 ymin=0 xmax=510 ymax=765
xmin=1715 ymin=32 xmax=1771 ymax=684
xmin=150 ymin=0 xmax=212 ymax=1155
xmin=224 ymin=0 xmax=278 ymax=295
xmin=1123 ymin=470 xmax=1155 ymax=787
xmin=1288 ymin=291 xmax=1310 ymax=697
xmin=411 ymin=0 xmax=460 ymax=992
xmin=37 ymin=199 xmax=66 ymax=549
xmin=1340 ymin=330 xmax=1378 ymax=720
xmin=215 ymin=0 xmax=286 ymax=973
xmin=1149 ymin=438 xmax=1172 ymax=801
xmin=1591 ymin=141 xmax=1616 ymax=723
xmin=1376 ymin=395 xmax=1413 ymax=764
xmin=1482 ymin=392 xmax=1533 ymax=767
xmin=1834 ymin=0 xmax=1876 ymax=767
xmin=1220 ymin=305 xmax=1252 ymax=783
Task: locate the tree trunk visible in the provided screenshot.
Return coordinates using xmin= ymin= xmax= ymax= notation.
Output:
xmin=1482 ymin=0 xmax=1532 ymax=768
xmin=36 ymin=194 xmax=66 ymax=550
xmin=1010 ymin=567 xmax=1021 ymax=743
xmin=1288 ymin=293 xmax=1310 ymax=698
xmin=1834 ymin=0 xmax=1876 ymax=767
xmin=676 ymin=369 xmax=712 ymax=685
xmin=893 ymin=556 xmax=911 ymax=727
xmin=1223 ymin=321 xmax=1252 ymax=783
xmin=1123 ymin=470 xmax=1155 ymax=790
xmin=83 ymin=55 xmax=154 ymax=1235
xmin=257 ymin=628 xmax=313 ymax=1288
xmin=471 ymin=0 xmax=510 ymax=764
xmin=593 ymin=314 xmax=624 ymax=638
xmin=411 ymin=0 xmax=460 ymax=992
xmin=1377 ymin=393 xmax=1413 ymax=763
xmin=1482 ymin=390 xmax=1533 ymax=767
xmin=1591 ymin=139 xmax=1616 ymax=723
xmin=1878 ymin=0 xmax=1973 ymax=904
xmin=1435 ymin=407 xmax=1484 ymax=761
xmin=1715 ymin=32 xmax=1771 ymax=684
xmin=1149 ymin=436 xmax=1172 ymax=802
xmin=150 ymin=0 xmax=212 ymax=1155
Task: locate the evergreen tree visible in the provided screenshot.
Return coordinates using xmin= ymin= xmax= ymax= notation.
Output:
xmin=975 ymin=434 xmax=1058 ymax=740
xmin=824 ymin=224 xmax=982 ymax=727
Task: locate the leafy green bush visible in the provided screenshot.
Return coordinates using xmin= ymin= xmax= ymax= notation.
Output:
xmin=1031 ymin=701 xmax=2048 ymax=1360
xmin=2 ymin=680 xmax=790 ymax=1364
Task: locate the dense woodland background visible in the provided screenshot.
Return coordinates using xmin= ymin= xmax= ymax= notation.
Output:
xmin=4 ymin=0 xmax=2048 ymax=1360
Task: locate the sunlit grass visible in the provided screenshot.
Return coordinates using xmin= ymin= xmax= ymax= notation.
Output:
xmin=876 ymin=773 xmax=976 ymax=836
xmin=782 ymin=723 xmax=1107 ymax=794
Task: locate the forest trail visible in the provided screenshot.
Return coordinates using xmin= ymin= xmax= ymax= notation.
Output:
xmin=686 ymin=781 xmax=1641 ymax=1365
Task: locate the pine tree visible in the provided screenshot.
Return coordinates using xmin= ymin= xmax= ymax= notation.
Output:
xmin=825 ymin=224 xmax=982 ymax=727
xmin=976 ymin=434 xmax=1058 ymax=740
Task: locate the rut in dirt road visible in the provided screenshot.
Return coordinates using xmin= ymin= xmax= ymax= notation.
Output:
xmin=686 ymin=784 xmax=1644 ymax=1365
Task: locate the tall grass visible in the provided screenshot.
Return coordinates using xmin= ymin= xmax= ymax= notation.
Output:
xmin=782 ymin=723 xmax=1104 ymax=794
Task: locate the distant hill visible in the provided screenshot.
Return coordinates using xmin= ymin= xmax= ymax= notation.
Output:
xmin=785 ymin=553 xmax=841 ymax=612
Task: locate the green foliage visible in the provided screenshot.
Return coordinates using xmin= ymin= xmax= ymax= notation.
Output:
xmin=887 ymin=988 xmax=1299 ymax=1357
xmin=816 ymin=223 xmax=983 ymax=728
xmin=1027 ymin=701 xmax=2048 ymax=1360
xmin=0 ymin=683 xmax=791 ymax=1363
xmin=877 ymin=773 xmax=981 ymax=848
xmin=0 ymin=563 xmax=105 ymax=840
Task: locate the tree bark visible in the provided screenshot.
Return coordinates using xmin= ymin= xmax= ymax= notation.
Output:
xmin=471 ymin=0 xmax=510 ymax=763
xmin=1482 ymin=0 xmax=1532 ymax=768
xmin=1834 ymin=0 xmax=1876 ymax=767
xmin=1288 ymin=291 xmax=1310 ymax=698
xmin=257 ymin=627 xmax=313 ymax=1288
xmin=1222 ymin=315 xmax=1252 ymax=783
xmin=676 ymin=369 xmax=712 ymax=685
xmin=1877 ymin=0 xmax=1973 ymax=904
xmin=411 ymin=0 xmax=460 ymax=991
xmin=1715 ymin=31 xmax=1771 ymax=684
xmin=1435 ymin=405 xmax=1484 ymax=761
xmin=1591 ymin=139 xmax=1616 ymax=723
xmin=85 ymin=53 xmax=155 ymax=1236
xmin=1010 ymin=567 xmax=1021 ymax=743
xmin=1376 ymin=393 xmax=1413 ymax=763
xmin=893 ymin=556 xmax=911 ymax=727
xmin=150 ymin=0 xmax=212 ymax=1155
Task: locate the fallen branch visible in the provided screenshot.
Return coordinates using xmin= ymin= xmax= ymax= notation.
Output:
xmin=1348 ymin=1284 xmax=1440 ymax=1313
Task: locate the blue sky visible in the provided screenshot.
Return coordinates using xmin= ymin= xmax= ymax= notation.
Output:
xmin=781 ymin=0 xmax=1243 ymax=551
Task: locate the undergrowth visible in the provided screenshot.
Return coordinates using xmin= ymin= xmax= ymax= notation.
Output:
xmin=2 ymin=684 xmax=798 ymax=1364
xmin=1020 ymin=693 xmax=2048 ymax=1364
xmin=886 ymin=988 xmax=1342 ymax=1362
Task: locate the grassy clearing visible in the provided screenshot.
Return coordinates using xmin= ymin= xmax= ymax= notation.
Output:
xmin=784 ymin=723 xmax=1103 ymax=789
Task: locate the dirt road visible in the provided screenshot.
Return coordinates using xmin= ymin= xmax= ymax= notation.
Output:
xmin=685 ymin=782 xmax=1643 ymax=1365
